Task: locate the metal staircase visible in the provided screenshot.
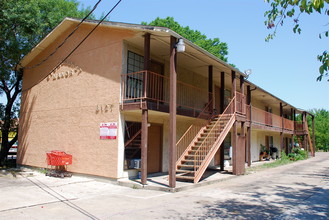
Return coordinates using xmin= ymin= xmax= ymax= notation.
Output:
xmin=176 ymin=98 xmax=236 ymax=183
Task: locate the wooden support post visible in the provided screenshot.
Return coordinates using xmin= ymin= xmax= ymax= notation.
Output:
xmin=311 ymin=115 xmax=315 ymax=150
xmin=169 ymin=36 xmax=177 ymax=188
xmin=290 ymin=108 xmax=293 ymax=120
xmin=220 ymin=72 xmax=225 ymax=113
xmin=141 ymin=110 xmax=148 ymax=185
xmin=231 ymin=71 xmax=237 ymax=175
xmin=240 ymin=75 xmax=244 ymax=114
xmin=208 ymin=65 xmax=213 ymax=113
xmin=246 ymin=85 xmax=251 ymax=166
xmin=291 ymin=134 xmax=294 ymax=154
xmin=219 ymin=72 xmax=225 ymax=171
xmin=302 ymin=112 xmax=308 ymax=152
xmin=231 ymin=71 xmax=236 ymax=108
xmin=141 ymin=33 xmax=151 ymax=185
xmin=280 ymin=103 xmax=283 ymax=150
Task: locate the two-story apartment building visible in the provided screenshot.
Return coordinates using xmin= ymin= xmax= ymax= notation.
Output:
xmin=17 ymin=18 xmax=314 ymax=188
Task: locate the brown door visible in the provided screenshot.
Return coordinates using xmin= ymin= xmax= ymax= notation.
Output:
xmin=147 ymin=124 xmax=162 ymax=173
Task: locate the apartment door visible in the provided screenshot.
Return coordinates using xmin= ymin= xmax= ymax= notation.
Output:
xmin=147 ymin=124 xmax=162 ymax=173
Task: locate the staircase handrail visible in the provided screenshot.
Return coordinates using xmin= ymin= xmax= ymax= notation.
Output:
xmin=176 ymin=99 xmax=214 ymax=162
xmin=193 ymin=96 xmax=235 ymax=174
xmin=124 ymin=129 xmax=142 ymax=147
xmin=304 ymin=122 xmax=315 ymax=156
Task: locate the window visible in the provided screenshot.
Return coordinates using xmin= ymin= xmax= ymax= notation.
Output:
xmin=126 ymin=51 xmax=144 ymax=98
xmin=127 ymin=51 xmax=144 ymax=73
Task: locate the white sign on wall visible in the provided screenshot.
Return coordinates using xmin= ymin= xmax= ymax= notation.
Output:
xmin=100 ymin=122 xmax=117 ymax=139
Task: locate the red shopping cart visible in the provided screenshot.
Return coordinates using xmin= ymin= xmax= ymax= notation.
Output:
xmin=46 ymin=151 xmax=72 ymax=178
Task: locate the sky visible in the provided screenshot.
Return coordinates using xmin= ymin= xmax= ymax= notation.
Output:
xmin=26 ymin=0 xmax=329 ymax=111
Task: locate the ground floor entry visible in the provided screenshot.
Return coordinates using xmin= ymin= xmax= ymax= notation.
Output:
xmin=125 ymin=121 xmax=162 ymax=174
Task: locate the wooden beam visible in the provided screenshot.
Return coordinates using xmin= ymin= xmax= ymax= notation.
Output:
xmin=231 ymin=71 xmax=236 ymax=100
xmin=141 ymin=33 xmax=151 ymax=185
xmin=219 ymin=72 xmax=225 ymax=171
xmin=220 ymin=72 xmax=225 ymax=114
xmin=246 ymin=85 xmax=251 ymax=166
xmin=169 ymin=36 xmax=177 ymax=188
xmin=312 ymin=116 xmax=315 ymax=157
xmin=141 ymin=110 xmax=148 ymax=185
xmin=280 ymin=103 xmax=284 ymax=152
xmin=231 ymin=70 xmax=237 ymax=175
xmin=208 ymin=65 xmax=213 ymax=113
xmin=302 ymin=112 xmax=308 ymax=151
xmin=291 ymin=134 xmax=294 ymax=152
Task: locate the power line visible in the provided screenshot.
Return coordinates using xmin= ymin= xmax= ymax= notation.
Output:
xmin=22 ymin=0 xmax=122 ymax=92
xmin=22 ymin=0 xmax=103 ymax=70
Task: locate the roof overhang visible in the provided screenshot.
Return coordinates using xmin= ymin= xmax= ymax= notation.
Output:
xmin=19 ymin=17 xmax=306 ymax=113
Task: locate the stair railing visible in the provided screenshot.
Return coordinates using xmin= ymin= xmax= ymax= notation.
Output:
xmin=124 ymin=129 xmax=141 ymax=147
xmin=193 ymin=97 xmax=235 ymax=176
xmin=124 ymin=122 xmax=141 ymax=147
xmin=176 ymin=99 xmax=214 ymax=163
xmin=304 ymin=123 xmax=315 ymax=156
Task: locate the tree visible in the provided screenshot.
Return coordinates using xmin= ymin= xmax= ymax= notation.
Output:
xmin=0 ymin=0 xmax=94 ymax=166
xmin=142 ymin=17 xmax=230 ymax=62
xmin=264 ymin=0 xmax=329 ymax=81
xmin=308 ymin=109 xmax=329 ymax=151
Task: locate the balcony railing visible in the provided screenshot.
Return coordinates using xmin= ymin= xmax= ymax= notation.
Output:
xmin=121 ymin=70 xmax=211 ymax=112
xmin=294 ymin=121 xmax=304 ymax=132
xmin=250 ymin=106 xmax=294 ymax=131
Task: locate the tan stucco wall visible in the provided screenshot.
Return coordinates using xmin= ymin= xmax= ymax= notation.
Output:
xmin=18 ymin=25 xmax=135 ymax=178
xmin=250 ymin=130 xmax=282 ymax=162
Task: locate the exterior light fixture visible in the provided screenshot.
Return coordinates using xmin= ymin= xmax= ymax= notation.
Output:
xmin=244 ymin=69 xmax=252 ymax=79
xmin=176 ymin=38 xmax=185 ymax=52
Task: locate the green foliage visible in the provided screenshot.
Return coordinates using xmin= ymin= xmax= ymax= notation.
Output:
xmin=308 ymin=109 xmax=329 ymax=151
xmin=142 ymin=17 xmax=229 ymax=62
xmin=264 ymin=0 xmax=329 ymax=81
xmin=0 ymin=0 xmax=93 ymax=165
xmin=288 ymin=147 xmax=308 ymax=161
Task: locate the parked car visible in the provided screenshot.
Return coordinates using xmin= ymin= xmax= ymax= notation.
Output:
xmin=7 ymin=142 xmax=18 ymax=160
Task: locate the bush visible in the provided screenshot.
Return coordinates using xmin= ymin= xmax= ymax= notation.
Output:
xmin=287 ymin=147 xmax=308 ymax=161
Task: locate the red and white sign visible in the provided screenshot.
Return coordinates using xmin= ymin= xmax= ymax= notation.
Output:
xmin=100 ymin=122 xmax=117 ymax=139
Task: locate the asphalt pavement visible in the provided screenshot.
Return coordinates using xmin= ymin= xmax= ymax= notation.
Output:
xmin=0 ymin=152 xmax=328 ymax=219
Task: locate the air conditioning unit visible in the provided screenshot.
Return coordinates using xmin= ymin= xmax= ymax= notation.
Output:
xmin=130 ymin=159 xmax=141 ymax=169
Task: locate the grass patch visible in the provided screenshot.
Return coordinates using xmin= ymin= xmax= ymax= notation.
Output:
xmin=246 ymin=150 xmax=307 ymax=174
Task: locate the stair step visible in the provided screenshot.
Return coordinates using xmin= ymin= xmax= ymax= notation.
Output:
xmin=188 ymin=149 xmax=208 ymax=154
xmin=176 ymin=175 xmax=194 ymax=180
xmin=177 ymin=164 xmax=194 ymax=168
xmin=176 ymin=169 xmax=195 ymax=174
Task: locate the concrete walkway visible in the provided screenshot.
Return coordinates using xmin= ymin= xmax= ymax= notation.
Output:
xmin=0 ymin=152 xmax=328 ymax=219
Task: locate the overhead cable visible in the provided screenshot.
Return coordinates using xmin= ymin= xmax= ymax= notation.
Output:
xmin=22 ymin=0 xmax=103 ymax=70
xmin=22 ymin=0 xmax=123 ymax=92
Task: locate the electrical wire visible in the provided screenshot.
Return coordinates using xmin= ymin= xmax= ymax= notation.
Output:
xmin=22 ymin=0 xmax=122 ymax=92
xmin=22 ymin=0 xmax=103 ymax=70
